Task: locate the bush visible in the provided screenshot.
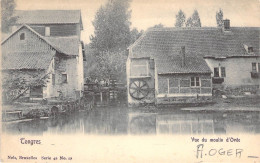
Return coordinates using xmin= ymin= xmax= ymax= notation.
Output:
xmin=25 ymin=109 xmax=50 ymax=119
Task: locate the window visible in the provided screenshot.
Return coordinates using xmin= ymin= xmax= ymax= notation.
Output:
xmin=62 ymin=74 xmax=67 ymax=83
xmin=45 ymin=27 xmax=50 ymax=36
xmin=214 ymin=67 xmax=219 ymax=77
xmin=252 ymin=63 xmax=260 ymax=72
xmin=130 ymin=60 xmax=148 ymax=77
xmin=20 ymin=33 xmax=25 ymax=40
xmin=221 ymin=67 xmax=226 ymax=77
xmin=52 ymin=74 xmax=55 ymax=85
xmin=214 ymin=67 xmax=226 ymax=77
xmin=191 ymin=77 xmax=200 ymax=87
xmin=252 ymin=63 xmax=257 ymax=72
xmin=248 ymin=47 xmax=254 ymax=53
xmin=30 ymin=86 xmax=43 ymax=98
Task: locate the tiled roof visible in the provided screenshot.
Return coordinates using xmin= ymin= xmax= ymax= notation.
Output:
xmin=2 ymin=52 xmax=54 ymax=70
xmin=2 ymin=25 xmax=79 ymax=56
xmin=130 ymin=27 xmax=260 ymax=59
xmin=156 ymin=56 xmax=211 ymax=74
xmin=1 ymin=26 xmax=80 ymax=70
xmin=45 ymin=36 xmax=79 ymax=55
xmin=129 ymin=27 xmax=259 ymax=74
xmin=15 ymin=10 xmax=82 ymax=25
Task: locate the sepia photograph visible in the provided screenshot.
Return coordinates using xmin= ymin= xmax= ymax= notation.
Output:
xmin=1 ymin=0 xmax=260 ymax=162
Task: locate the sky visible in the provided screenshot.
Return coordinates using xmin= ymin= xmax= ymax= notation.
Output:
xmin=16 ymin=0 xmax=260 ymax=43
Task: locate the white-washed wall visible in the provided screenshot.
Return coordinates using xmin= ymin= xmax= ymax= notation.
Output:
xmin=77 ymin=43 xmax=84 ymax=97
xmin=47 ymin=56 xmax=78 ymax=99
xmin=205 ymin=57 xmax=260 ymax=86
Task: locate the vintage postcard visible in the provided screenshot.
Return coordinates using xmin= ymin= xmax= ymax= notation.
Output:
xmin=1 ymin=0 xmax=260 ymax=162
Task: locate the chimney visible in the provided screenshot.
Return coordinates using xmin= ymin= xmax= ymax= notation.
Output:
xmin=181 ymin=46 xmax=185 ymax=67
xmin=223 ymin=19 xmax=230 ymax=31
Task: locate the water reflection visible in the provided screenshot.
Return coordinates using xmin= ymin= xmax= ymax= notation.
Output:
xmin=2 ymin=107 xmax=260 ymax=135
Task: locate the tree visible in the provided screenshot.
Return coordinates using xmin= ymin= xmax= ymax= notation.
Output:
xmin=87 ymin=51 xmax=127 ymax=82
xmin=90 ymin=0 xmax=132 ymax=53
xmin=2 ymin=70 xmax=50 ymax=104
xmin=88 ymin=0 xmax=135 ymax=83
xmin=186 ymin=9 xmax=201 ymax=27
xmin=1 ymin=0 xmax=17 ymax=33
xmin=216 ymin=9 xmax=224 ymax=27
xmin=153 ymin=23 xmax=164 ymax=28
xmin=175 ymin=10 xmax=186 ymax=27
xmin=130 ymin=28 xmax=143 ymax=44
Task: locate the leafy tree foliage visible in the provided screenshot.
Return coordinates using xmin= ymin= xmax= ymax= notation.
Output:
xmin=153 ymin=23 xmax=164 ymax=28
xmin=86 ymin=50 xmax=127 ymax=82
xmin=1 ymin=0 xmax=17 ymax=33
xmin=130 ymin=28 xmax=143 ymax=44
xmin=2 ymin=70 xmax=49 ymax=104
xmin=88 ymin=0 xmax=144 ymax=83
xmin=186 ymin=9 xmax=201 ymax=27
xmin=216 ymin=9 xmax=224 ymax=27
xmin=175 ymin=10 xmax=186 ymax=27
xmin=90 ymin=0 xmax=132 ymax=53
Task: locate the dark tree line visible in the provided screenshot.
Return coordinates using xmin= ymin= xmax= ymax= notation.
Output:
xmin=175 ymin=8 xmax=224 ymax=28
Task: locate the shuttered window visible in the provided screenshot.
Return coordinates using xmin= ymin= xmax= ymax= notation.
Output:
xmin=214 ymin=67 xmax=226 ymax=77
xmin=252 ymin=63 xmax=257 ymax=72
xmin=214 ymin=67 xmax=219 ymax=77
xmin=221 ymin=67 xmax=226 ymax=77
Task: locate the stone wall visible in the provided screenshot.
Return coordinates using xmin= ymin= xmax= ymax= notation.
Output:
xmin=46 ymin=54 xmax=80 ymax=100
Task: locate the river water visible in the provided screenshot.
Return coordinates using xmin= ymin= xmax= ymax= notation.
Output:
xmin=3 ymin=106 xmax=260 ymax=135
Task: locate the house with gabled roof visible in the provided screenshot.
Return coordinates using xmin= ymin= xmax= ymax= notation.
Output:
xmin=126 ymin=20 xmax=260 ymax=106
xmin=1 ymin=10 xmax=85 ymax=102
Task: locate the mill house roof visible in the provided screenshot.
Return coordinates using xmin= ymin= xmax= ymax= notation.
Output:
xmin=14 ymin=10 xmax=83 ymax=29
xmin=129 ymin=26 xmax=260 ymax=74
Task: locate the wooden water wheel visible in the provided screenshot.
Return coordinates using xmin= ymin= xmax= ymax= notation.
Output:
xmin=129 ymin=79 xmax=149 ymax=100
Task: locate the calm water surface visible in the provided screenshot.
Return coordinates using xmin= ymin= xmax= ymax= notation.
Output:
xmin=3 ymin=106 xmax=260 ymax=135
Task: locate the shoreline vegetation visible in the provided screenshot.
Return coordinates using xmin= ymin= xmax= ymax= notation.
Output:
xmin=2 ymin=94 xmax=260 ymax=123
